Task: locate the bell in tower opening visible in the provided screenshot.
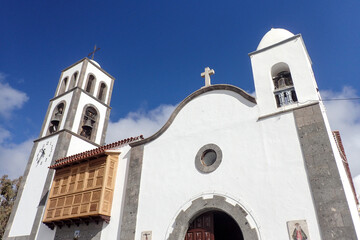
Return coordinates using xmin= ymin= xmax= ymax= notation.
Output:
xmin=80 ymin=106 xmax=97 ymax=140
xmin=273 ymin=70 xmax=297 ymax=107
xmin=49 ymin=103 xmax=64 ymax=134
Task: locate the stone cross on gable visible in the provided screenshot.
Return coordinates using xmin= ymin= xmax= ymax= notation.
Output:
xmin=201 ymin=67 xmax=215 ymax=87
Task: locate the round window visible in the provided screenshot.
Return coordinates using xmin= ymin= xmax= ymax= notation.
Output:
xmin=195 ymin=144 xmax=222 ymax=173
xmin=201 ymin=149 xmax=217 ymax=166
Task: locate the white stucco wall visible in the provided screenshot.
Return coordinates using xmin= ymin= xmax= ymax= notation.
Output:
xmin=9 ymin=135 xmax=59 ymax=237
xmin=100 ymin=146 xmax=132 ymax=240
xmin=133 ymin=90 xmax=321 ymax=240
xmin=66 ymin=135 xmax=99 ymax=156
xmin=35 ymin=218 xmax=56 ymax=240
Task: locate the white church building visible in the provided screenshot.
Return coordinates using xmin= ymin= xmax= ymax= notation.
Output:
xmin=4 ymin=28 xmax=360 ymax=240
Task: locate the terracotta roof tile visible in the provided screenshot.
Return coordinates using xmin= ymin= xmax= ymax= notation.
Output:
xmin=333 ymin=131 xmax=359 ymax=205
xmin=50 ymin=135 xmax=144 ymax=169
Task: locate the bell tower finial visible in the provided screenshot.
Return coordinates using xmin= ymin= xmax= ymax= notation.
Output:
xmin=88 ymin=45 xmax=101 ymax=60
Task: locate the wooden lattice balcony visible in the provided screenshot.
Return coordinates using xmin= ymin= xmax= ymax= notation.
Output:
xmin=43 ymin=151 xmax=119 ymax=229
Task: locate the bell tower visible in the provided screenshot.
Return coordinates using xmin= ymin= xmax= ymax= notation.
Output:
xmin=249 ymin=29 xmax=360 ymax=239
xmin=4 ymin=58 xmax=115 ymax=240
xmin=249 ymin=28 xmax=321 ymax=117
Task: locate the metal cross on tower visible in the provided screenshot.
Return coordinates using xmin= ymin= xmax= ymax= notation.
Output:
xmin=88 ymin=45 xmax=101 ymax=60
xmin=201 ymin=67 xmax=215 ymax=87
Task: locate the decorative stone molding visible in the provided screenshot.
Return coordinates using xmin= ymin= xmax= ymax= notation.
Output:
xmin=168 ymin=195 xmax=259 ymax=240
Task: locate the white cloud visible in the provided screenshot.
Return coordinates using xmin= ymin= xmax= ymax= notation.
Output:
xmin=0 ymin=114 xmax=32 ymax=178
xmin=0 ymin=73 xmax=29 ymax=119
xmin=0 ymin=126 xmax=11 ymax=144
xmin=106 ymin=104 xmax=176 ymax=144
xmin=353 ymin=175 xmax=360 ymax=203
xmin=0 ymin=139 xmax=33 ymax=179
xmin=321 ymin=86 xmax=360 ymax=200
xmin=0 ymin=73 xmax=32 ymax=178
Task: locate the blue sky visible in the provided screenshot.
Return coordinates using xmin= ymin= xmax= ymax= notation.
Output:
xmin=1 ymin=1 xmax=360 ymax=195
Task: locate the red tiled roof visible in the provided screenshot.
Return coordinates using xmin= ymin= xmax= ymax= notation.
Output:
xmin=50 ymin=135 xmax=144 ymax=169
xmin=333 ymin=131 xmax=359 ymax=205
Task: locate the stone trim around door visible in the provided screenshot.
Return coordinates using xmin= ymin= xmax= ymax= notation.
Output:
xmin=167 ymin=195 xmax=259 ymax=240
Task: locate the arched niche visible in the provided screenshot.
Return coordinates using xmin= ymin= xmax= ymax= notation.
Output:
xmin=78 ymin=105 xmax=100 ymax=142
xmin=48 ymin=102 xmax=66 ymax=134
xmin=69 ymin=71 xmax=79 ymax=89
xmin=271 ymin=62 xmax=297 ymax=107
xmin=85 ymin=74 xmax=96 ymax=95
xmin=58 ymin=77 xmax=68 ymax=95
xmin=97 ymin=82 xmax=107 ymax=103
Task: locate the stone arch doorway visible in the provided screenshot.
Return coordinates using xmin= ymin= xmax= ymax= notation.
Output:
xmin=167 ymin=195 xmax=259 ymax=240
xmin=185 ymin=210 xmax=244 ymax=240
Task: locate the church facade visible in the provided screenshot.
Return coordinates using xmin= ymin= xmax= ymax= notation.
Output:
xmin=4 ymin=29 xmax=360 ymax=240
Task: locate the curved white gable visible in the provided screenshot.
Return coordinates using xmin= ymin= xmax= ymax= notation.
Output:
xmin=134 ymin=87 xmax=321 ymax=239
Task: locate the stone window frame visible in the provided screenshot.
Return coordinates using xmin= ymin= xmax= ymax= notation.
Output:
xmin=195 ymin=144 xmax=222 ymax=173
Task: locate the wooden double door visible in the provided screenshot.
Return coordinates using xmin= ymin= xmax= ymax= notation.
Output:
xmin=185 ymin=212 xmax=214 ymax=240
xmin=185 ymin=211 xmax=244 ymax=240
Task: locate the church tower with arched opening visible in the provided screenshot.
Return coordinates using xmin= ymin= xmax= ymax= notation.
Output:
xmin=4 ymin=58 xmax=115 ymax=240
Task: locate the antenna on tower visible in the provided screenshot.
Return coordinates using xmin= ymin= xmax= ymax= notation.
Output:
xmin=88 ymin=45 xmax=101 ymax=60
